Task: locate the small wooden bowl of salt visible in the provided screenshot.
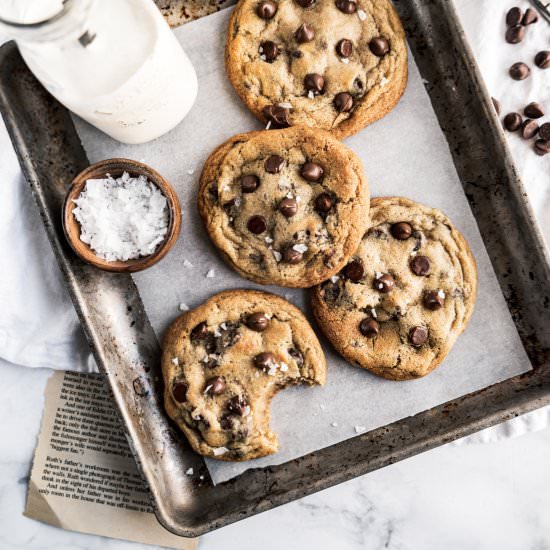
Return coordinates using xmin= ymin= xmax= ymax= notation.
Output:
xmin=63 ymin=158 xmax=181 ymax=273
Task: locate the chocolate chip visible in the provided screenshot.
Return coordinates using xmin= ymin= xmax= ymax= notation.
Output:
xmin=369 ymin=37 xmax=390 ymax=57
xmin=227 ymin=395 xmax=249 ymax=416
xmin=260 ymin=40 xmax=279 ymax=62
xmin=295 ymin=23 xmax=315 ymax=43
xmin=256 ymin=0 xmax=278 ymax=19
xmin=279 ymin=197 xmax=298 ymax=217
xmin=263 ymin=104 xmax=290 ymax=128
xmin=521 ymin=119 xmax=539 ymax=139
xmin=283 ymin=245 xmax=304 ymax=264
xmin=343 ymin=259 xmax=364 ymax=282
xmin=409 ymin=326 xmax=428 ymax=347
xmin=390 ymin=222 xmax=412 ymax=240
xmin=336 ymin=38 xmax=353 ymax=58
xmin=373 ymin=273 xmax=394 ymax=293
xmin=410 ymin=255 xmax=431 ymax=276
xmin=203 ymin=356 xmax=219 ymax=369
xmin=539 ymin=122 xmax=550 ymax=140
xmin=335 ymin=0 xmax=356 ymax=14
xmin=206 ymin=376 xmax=226 ymax=396
xmin=296 ymin=0 xmax=315 ymax=6
xmin=505 ymin=25 xmax=524 ymax=44
xmin=509 ymin=62 xmax=530 ymax=80
xmin=247 ymin=215 xmax=267 ymax=234
xmin=359 ymin=318 xmax=379 ymax=338
xmin=264 ymin=154 xmax=286 ymax=173
xmin=424 ymin=290 xmax=444 ymax=311
xmin=289 ymin=347 xmax=304 ymax=367
xmin=254 ymin=351 xmax=277 ymax=371
xmin=334 ymin=92 xmax=353 ymax=112
xmin=522 ymin=8 xmax=538 ymax=25
xmin=534 ymin=139 xmax=550 ymax=156
xmin=315 ymin=192 xmax=333 ymax=213
xmin=491 ymin=97 xmax=501 ymax=115
xmin=535 ymin=51 xmax=550 ymax=69
xmin=304 ymin=73 xmax=325 ymax=94
xmin=301 ymin=162 xmax=324 ymax=182
xmin=291 ymin=50 xmax=303 ymax=58
xmin=191 ymin=322 xmax=209 ymax=341
xmin=172 ymin=382 xmax=188 ymax=403
xmin=524 ymin=102 xmax=544 ymax=119
xmin=242 ymin=174 xmax=259 ymax=193
xmin=503 ymin=112 xmax=522 ymax=131
xmin=218 ymin=323 xmax=241 ymax=349
xmin=246 ymin=312 xmax=270 ymax=331
xmin=506 ymin=7 xmax=522 ymax=27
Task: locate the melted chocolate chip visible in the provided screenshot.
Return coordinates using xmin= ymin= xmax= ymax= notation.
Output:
xmin=261 ymin=40 xmax=279 ymax=62
xmin=359 ymin=318 xmax=379 ymax=338
xmin=410 ymin=255 xmax=431 ymax=276
xmin=279 ymin=197 xmax=298 ymax=217
xmin=334 ymin=92 xmax=353 ymax=113
xmin=203 ymin=356 xmax=220 ymax=369
xmin=206 ymin=376 xmax=226 ymax=395
xmin=289 ymin=347 xmax=304 ymax=367
xmin=315 ymin=193 xmax=333 ymax=213
xmin=424 ymin=290 xmax=444 ymax=311
xmin=409 ymin=326 xmax=428 ymax=347
xmin=283 ymin=245 xmax=303 ymax=264
xmin=172 ymin=382 xmax=188 ymax=403
xmin=336 ymin=38 xmax=353 ymax=58
xmin=295 ymin=23 xmax=315 ymax=43
xmin=242 ymin=174 xmax=259 ymax=193
xmin=246 ymin=312 xmax=270 ymax=332
xmin=391 ymin=222 xmax=412 ymax=240
xmin=254 ymin=351 xmax=277 ymax=371
xmin=218 ymin=323 xmax=241 ymax=349
xmin=343 ymin=259 xmax=364 ymax=282
xmin=227 ymin=395 xmax=249 ymax=416
xmin=264 ymin=154 xmax=286 ymax=173
xmin=369 ymin=37 xmax=390 ymax=57
xmin=191 ymin=322 xmax=209 ymax=341
xmin=223 ymin=198 xmax=236 ymax=213
xmin=301 ymin=162 xmax=324 ymax=182
xmin=247 ymin=215 xmax=267 ymax=234
xmin=296 ymin=0 xmax=315 ymax=6
xmin=256 ymin=0 xmax=278 ymax=19
xmin=373 ymin=273 xmax=395 ymax=293
xmin=335 ymin=0 xmax=356 ymax=14
xmin=304 ymin=73 xmax=325 ymax=94
xmin=263 ymin=104 xmax=290 ymax=128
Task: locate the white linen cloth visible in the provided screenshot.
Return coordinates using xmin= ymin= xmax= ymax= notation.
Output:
xmin=0 ymin=0 xmax=548 ymax=429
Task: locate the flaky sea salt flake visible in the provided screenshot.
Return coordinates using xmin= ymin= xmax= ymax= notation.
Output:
xmin=179 ymin=303 xmax=189 ymax=311
xmin=206 ymin=268 xmax=216 ymax=278
xmin=357 ymin=9 xmax=367 ymax=20
xmin=185 ymin=467 xmax=194 ymax=476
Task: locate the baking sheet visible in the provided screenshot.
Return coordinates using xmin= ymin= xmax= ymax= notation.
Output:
xmin=73 ymin=7 xmax=531 ymax=484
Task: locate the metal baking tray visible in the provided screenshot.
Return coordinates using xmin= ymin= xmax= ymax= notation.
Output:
xmin=2 ymin=0 xmax=550 ymax=537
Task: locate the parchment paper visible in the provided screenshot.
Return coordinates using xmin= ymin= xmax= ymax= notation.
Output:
xmin=74 ymin=8 xmax=532 ymax=484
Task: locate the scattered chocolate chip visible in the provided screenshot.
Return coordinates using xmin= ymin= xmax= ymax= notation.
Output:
xmin=509 ymin=62 xmax=530 ymax=80
xmin=369 ymin=37 xmax=390 ymax=56
xmin=315 ymin=192 xmax=333 ymax=213
xmin=521 ymin=119 xmax=539 ymax=139
xmin=354 ymin=78 xmax=364 ymax=90
xmin=296 ymin=0 xmax=315 ymax=6
xmin=206 ymin=376 xmax=226 ymax=395
xmin=336 ymin=38 xmax=353 ymax=58
xmin=203 ymin=356 xmax=220 ymax=369
xmin=227 ymin=395 xmax=249 ymax=416
xmin=334 ymin=92 xmax=353 ymax=112
xmin=172 ymin=382 xmax=188 ymax=402
xmin=373 ymin=273 xmax=395 ymax=293
xmin=218 ymin=323 xmax=241 ymax=349
xmin=491 ymin=97 xmax=501 ymax=115
xmin=242 ymin=174 xmax=259 ymax=193
xmin=301 ymin=162 xmax=324 ymax=182
xmin=506 ymin=7 xmax=522 ymax=27
xmin=295 ymin=23 xmax=315 ymax=43
xmin=191 ymin=322 xmax=209 ymax=341
xmin=505 ymin=25 xmax=525 ymax=44
xmin=503 ymin=112 xmax=522 ymax=131
xmin=343 ymin=259 xmax=364 ymax=282
xmin=359 ymin=318 xmax=379 ymax=338
xmin=254 ymin=351 xmax=277 ymax=371
xmin=247 ymin=215 xmax=267 ymax=234
xmin=522 ymin=8 xmax=538 ymax=25
xmin=424 ymin=290 xmax=444 ymax=311
xmin=410 ymin=255 xmax=431 ymax=276
xmin=535 ymin=51 xmax=550 ymax=69
xmin=222 ymin=198 xmax=236 ymax=213
xmin=256 ymin=0 xmax=278 ymax=19
xmin=335 ymin=0 xmax=356 ymax=14
xmin=291 ymin=50 xmax=304 ymax=58
xmin=390 ymin=222 xmax=412 ymax=240
xmin=524 ymin=102 xmax=544 ymax=119
xmin=260 ymin=40 xmax=279 ymax=62
xmin=304 ymin=73 xmax=325 ymax=94
xmin=289 ymin=347 xmax=304 ymax=367
xmin=409 ymin=326 xmax=428 ymax=347
xmin=246 ymin=312 xmax=270 ymax=332
xmin=264 ymin=154 xmax=286 ymax=173
xmin=539 ymin=122 xmax=550 ymax=140
xmin=283 ymin=245 xmax=303 ymax=264
xmin=279 ymin=197 xmax=298 ymax=217
xmin=534 ymin=139 xmax=550 ymax=156
xmin=263 ymin=104 xmax=290 ymax=128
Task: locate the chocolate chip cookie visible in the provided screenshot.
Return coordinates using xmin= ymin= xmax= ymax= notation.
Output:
xmin=311 ymin=197 xmax=477 ymax=380
xmin=162 ymin=290 xmax=326 ymax=461
xmin=198 ymin=126 xmax=370 ymax=287
xmin=225 ymin=0 xmax=408 ymax=139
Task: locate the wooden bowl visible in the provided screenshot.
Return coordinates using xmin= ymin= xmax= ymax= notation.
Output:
xmin=63 ymin=158 xmax=181 ymax=273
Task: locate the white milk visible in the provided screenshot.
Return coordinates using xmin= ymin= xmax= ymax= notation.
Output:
xmin=0 ymin=0 xmax=198 ymax=144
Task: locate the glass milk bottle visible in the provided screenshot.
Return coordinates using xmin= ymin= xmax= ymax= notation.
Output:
xmin=0 ymin=0 xmax=198 ymax=144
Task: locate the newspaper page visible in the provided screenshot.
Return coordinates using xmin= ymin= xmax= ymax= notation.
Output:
xmin=25 ymin=370 xmax=197 ymax=550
